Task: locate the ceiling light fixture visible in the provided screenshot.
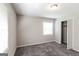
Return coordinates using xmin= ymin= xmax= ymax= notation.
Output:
xmin=48 ymin=4 xmax=58 ymax=10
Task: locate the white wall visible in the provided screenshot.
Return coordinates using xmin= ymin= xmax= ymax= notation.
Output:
xmin=55 ymin=20 xmax=61 ymax=44
xmin=67 ymin=19 xmax=73 ymax=49
xmin=6 ymin=4 xmax=17 ymax=56
xmin=72 ymin=17 xmax=79 ymax=52
xmin=0 ymin=4 xmax=8 ymax=53
xmin=17 ymin=16 xmax=55 ymax=47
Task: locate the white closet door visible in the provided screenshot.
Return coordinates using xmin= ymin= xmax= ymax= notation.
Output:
xmin=73 ymin=18 xmax=79 ymax=52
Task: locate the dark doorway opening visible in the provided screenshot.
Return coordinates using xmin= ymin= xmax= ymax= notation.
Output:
xmin=61 ymin=21 xmax=67 ymax=45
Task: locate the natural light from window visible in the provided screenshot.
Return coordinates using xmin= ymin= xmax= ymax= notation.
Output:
xmin=43 ymin=22 xmax=53 ymax=35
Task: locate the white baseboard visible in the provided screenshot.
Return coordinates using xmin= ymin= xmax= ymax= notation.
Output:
xmin=17 ymin=40 xmax=54 ymax=48
xmin=8 ymin=47 xmax=16 ymax=56
xmin=13 ymin=48 xmax=16 ymax=56
xmin=55 ymin=40 xmax=61 ymax=44
xmin=72 ymin=48 xmax=79 ymax=52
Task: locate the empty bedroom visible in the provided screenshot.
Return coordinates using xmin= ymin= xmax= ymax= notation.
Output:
xmin=0 ymin=3 xmax=79 ymax=56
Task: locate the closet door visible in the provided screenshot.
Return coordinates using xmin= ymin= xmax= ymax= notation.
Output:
xmin=73 ymin=19 xmax=79 ymax=51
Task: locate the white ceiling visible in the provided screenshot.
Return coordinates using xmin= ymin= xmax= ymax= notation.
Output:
xmin=12 ymin=3 xmax=79 ymax=18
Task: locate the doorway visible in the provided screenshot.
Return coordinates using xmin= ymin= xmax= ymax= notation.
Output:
xmin=61 ymin=21 xmax=67 ymax=45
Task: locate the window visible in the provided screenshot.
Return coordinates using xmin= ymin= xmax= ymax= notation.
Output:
xmin=43 ymin=22 xmax=53 ymax=35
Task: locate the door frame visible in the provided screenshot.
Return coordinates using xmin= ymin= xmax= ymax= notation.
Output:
xmin=61 ymin=21 xmax=67 ymax=44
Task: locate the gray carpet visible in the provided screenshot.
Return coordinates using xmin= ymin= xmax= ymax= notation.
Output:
xmin=15 ymin=42 xmax=79 ymax=56
xmin=0 ymin=53 xmax=8 ymax=56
